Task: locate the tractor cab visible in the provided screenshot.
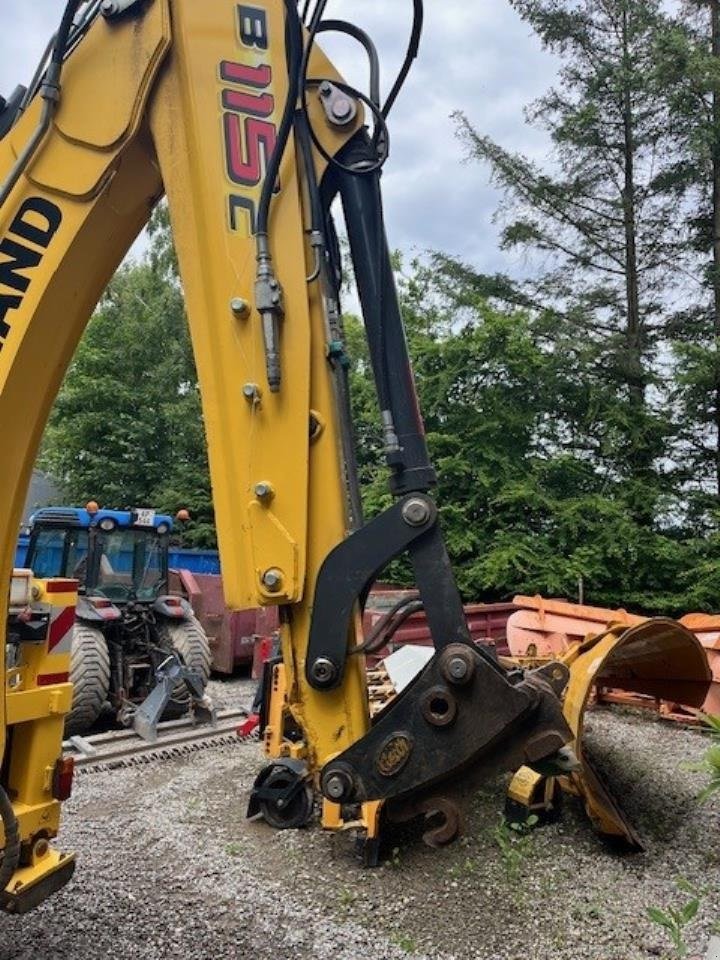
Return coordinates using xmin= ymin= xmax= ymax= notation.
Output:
xmin=25 ymin=506 xmax=172 ymax=604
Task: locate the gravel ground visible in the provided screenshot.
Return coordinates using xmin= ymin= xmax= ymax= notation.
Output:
xmin=1 ymin=679 xmax=718 ymax=960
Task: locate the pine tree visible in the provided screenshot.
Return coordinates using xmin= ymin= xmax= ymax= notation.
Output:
xmin=659 ymin=1 xmax=720 ymax=523
xmin=453 ymin=0 xmax=680 ymax=513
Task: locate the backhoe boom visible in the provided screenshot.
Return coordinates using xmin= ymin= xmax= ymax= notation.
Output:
xmin=0 ymin=0 xmax=573 ymax=907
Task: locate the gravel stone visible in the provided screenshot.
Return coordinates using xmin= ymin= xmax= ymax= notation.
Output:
xmin=1 ymin=682 xmax=717 ymax=960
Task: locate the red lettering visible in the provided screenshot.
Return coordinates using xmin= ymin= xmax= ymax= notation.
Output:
xmin=224 ymin=114 xmax=277 ymax=188
xmin=220 ymin=61 xmax=272 ymax=89
xmin=222 ymin=88 xmax=274 ymax=117
xmin=220 ymin=48 xmax=276 ymax=232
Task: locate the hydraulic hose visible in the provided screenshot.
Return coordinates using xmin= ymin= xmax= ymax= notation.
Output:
xmin=0 ymin=785 xmax=20 ymax=893
xmin=254 ymin=0 xmax=304 ymax=391
xmin=0 ymin=0 xmax=82 ymax=208
xmin=256 ymin=0 xmax=303 ymax=238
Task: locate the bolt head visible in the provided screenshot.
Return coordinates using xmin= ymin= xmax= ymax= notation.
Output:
xmin=402 ymin=497 xmax=431 ymax=527
xmin=331 ymin=97 xmax=353 ymax=122
xmin=254 ymin=482 xmax=273 ymax=501
xmin=310 ymin=657 xmax=338 ymax=687
xmin=321 ymin=766 xmax=355 ymax=803
xmin=439 ymin=644 xmax=476 ymax=686
xmin=262 ymin=568 xmax=283 ymax=591
xmin=325 ymin=775 xmax=346 ymax=801
xmin=447 ymin=656 xmax=469 ymax=681
xmin=231 ymin=297 xmax=250 ymax=318
xmin=101 ymin=0 xmax=117 ymax=13
xmin=319 ymin=81 xmax=333 ymax=97
xmin=243 ymin=383 xmax=261 ymax=402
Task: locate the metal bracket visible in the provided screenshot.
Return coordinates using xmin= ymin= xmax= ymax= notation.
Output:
xmin=319 ymin=652 xmax=573 ymax=811
xmin=305 ymin=494 xmax=439 ymax=690
xmin=318 ymin=81 xmax=358 ymax=128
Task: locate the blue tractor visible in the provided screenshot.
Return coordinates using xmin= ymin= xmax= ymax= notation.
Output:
xmin=24 ymin=506 xmax=213 ymax=739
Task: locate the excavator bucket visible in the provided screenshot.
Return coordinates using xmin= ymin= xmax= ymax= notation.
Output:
xmin=506 ymin=597 xmax=711 ymax=847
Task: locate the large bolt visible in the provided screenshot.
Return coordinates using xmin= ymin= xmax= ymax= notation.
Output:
xmin=402 ymin=497 xmax=432 ymax=527
xmin=101 ymin=0 xmax=118 ymax=14
xmin=324 ymin=775 xmax=347 ymax=801
xmin=262 ymin=568 xmax=283 ymax=592
xmin=231 ymin=297 xmax=250 ymax=319
xmin=331 ymin=96 xmax=354 ymax=123
xmin=243 ymin=383 xmax=262 ymax=403
xmin=321 ymin=765 xmax=355 ymax=803
xmin=440 ymin=644 xmax=476 ymax=686
xmin=254 ymin=482 xmax=274 ymax=502
xmin=310 ymin=656 xmax=338 ymax=688
xmin=448 ymin=656 xmax=469 ymax=681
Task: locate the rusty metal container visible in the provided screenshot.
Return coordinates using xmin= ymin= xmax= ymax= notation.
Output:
xmin=169 ymin=569 xmax=276 ymax=674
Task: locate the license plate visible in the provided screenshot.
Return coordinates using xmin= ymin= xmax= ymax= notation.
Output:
xmin=134 ymin=508 xmax=156 ymax=527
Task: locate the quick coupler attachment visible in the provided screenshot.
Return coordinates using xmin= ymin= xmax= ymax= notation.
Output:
xmin=319 ymin=643 xmax=576 ymax=846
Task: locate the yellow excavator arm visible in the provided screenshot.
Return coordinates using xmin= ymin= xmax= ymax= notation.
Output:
xmin=0 ymin=0 xmax=574 ymax=910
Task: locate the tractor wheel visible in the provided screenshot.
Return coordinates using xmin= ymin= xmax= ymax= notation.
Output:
xmin=157 ymin=616 xmax=212 ymax=717
xmin=64 ymin=623 xmax=111 ymax=737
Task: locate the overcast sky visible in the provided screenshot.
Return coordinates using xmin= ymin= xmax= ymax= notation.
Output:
xmin=0 ymin=1 xmax=560 ymax=276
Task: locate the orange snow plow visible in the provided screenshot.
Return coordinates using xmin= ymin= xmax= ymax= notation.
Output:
xmin=678 ymin=614 xmax=720 ymax=717
xmin=505 ymin=596 xmax=712 ymax=847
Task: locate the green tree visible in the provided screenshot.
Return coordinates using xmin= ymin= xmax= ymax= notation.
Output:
xmin=40 ymin=211 xmax=215 ymax=547
xmin=453 ymin=0 xmax=681 ymax=513
xmin=657 ymin=3 xmax=720 ymax=521
xmin=349 ymin=256 xmax=687 ymax=610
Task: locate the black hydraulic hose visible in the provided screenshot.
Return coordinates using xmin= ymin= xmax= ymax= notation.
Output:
xmin=256 ymin=0 xmax=303 ymax=238
xmin=376 ymin=600 xmax=424 ymax=650
xmin=0 ymin=785 xmax=20 ymax=893
xmin=316 ymin=21 xmax=381 ymax=107
xmin=302 ymin=0 xmax=329 ymax=85
xmin=382 ymin=0 xmax=423 ymax=120
xmin=52 ymin=0 xmax=84 ymax=71
xmin=295 ymin=109 xmax=324 ymax=238
xmin=308 ymin=0 xmax=329 ymax=35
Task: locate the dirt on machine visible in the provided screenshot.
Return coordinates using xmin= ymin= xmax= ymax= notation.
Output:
xmin=22 ymin=505 xmax=214 ymax=741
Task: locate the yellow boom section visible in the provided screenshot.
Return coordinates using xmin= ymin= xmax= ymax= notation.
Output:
xmin=0 ymin=0 xmax=370 ymax=909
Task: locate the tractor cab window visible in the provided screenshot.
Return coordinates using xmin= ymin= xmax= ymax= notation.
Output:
xmin=29 ymin=527 xmax=88 ymax=580
xmin=95 ymin=528 xmax=166 ymax=601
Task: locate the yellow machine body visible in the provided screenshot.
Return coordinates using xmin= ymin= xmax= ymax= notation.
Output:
xmin=0 ymin=1 xmax=607 ymax=910
xmin=0 ymin=0 xmax=380 ymax=907
xmin=2 ymin=576 xmax=77 ymax=912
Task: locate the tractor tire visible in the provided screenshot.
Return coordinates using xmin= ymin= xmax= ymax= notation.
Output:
xmin=157 ymin=615 xmax=212 ymax=716
xmin=64 ymin=623 xmax=111 ymax=737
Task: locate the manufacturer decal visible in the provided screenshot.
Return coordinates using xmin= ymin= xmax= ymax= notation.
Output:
xmin=376 ymin=733 xmax=413 ymax=778
xmin=220 ymin=4 xmax=278 ymax=235
xmin=0 ymin=197 xmax=62 ymax=352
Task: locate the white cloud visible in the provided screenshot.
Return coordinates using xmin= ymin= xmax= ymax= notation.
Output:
xmin=0 ymin=1 xmax=560 ymax=275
